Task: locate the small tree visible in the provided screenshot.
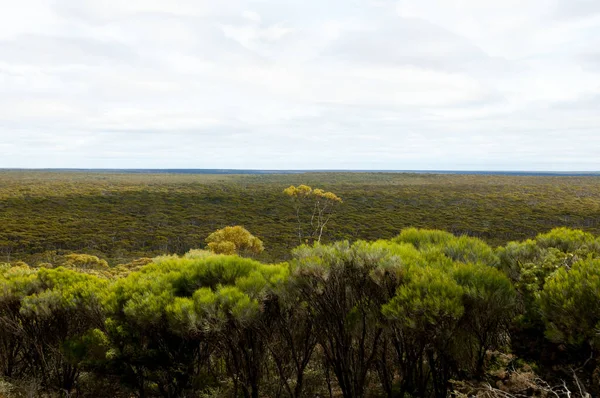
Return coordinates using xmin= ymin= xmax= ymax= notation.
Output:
xmin=382 ymin=266 xmax=465 ymax=398
xmin=0 ymin=266 xmax=107 ymax=394
xmin=536 ymin=258 xmax=600 ymax=396
xmin=538 ymin=258 xmax=600 ymax=347
xmin=283 ymin=185 xmax=342 ymax=244
xmin=205 ymin=226 xmax=264 ymax=257
xmin=291 ymin=241 xmax=388 ymax=398
xmin=104 ymin=254 xmax=288 ymax=398
xmin=63 ymin=253 xmax=109 ymax=270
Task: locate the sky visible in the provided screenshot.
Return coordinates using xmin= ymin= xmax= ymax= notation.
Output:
xmin=1 ymin=0 xmax=599 ymax=170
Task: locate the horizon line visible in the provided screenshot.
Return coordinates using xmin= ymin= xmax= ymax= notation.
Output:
xmin=1 ymin=168 xmax=599 ymax=175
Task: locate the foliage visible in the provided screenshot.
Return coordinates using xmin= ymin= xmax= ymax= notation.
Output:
xmin=102 ymin=253 xmax=287 ymax=398
xmin=496 ymin=228 xmax=600 ymax=394
xmin=496 ymin=227 xmax=600 ymax=339
xmin=291 ymin=241 xmax=390 ymax=398
xmin=538 ymin=258 xmax=600 ymax=347
xmin=0 ymin=167 xmax=600 ymax=398
xmin=205 ymin=226 xmax=264 ymax=257
xmin=290 ymin=233 xmax=515 ymax=398
xmin=380 ymin=232 xmax=516 ymax=398
xmin=498 ymin=228 xmax=599 ymax=293
xmin=0 ymin=266 xmax=107 ymax=394
xmin=533 ymin=257 xmax=600 ymax=395
xmin=2 ymin=171 xmax=600 ymax=264
xmin=63 ymin=253 xmax=109 ymax=270
xmin=283 ymin=184 xmax=343 ymax=245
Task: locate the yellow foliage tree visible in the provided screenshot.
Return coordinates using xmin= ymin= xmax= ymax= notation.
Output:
xmin=283 ymin=184 xmax=342 ymax=244
xmin=205 ymin=226 xmax=264 ymax=257
xmin=63 ymin=253 xmax=109 ymax=270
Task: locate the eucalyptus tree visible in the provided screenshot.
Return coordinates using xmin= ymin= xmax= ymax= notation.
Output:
xmin=283 ymin=185 xmax=342 ymax=244
xmin=498 ymin=227 xmax=599 ymax=299
xmin=538 ymin=258 xmax=600 ymax=347
xmin=382 ymin=265 xmax=465 ymax=398
xmin=103 ymin=253 xmax=287 ymax=398
xmin=452 ymin=263 xmax=516 ymax=376
xmin=497 ymin=228 xmax=600 ymax=370
xmin=0 ymin=265 xmax=107 ymax=394
xmin=537 ymin=258 xmax=600 ymax=395
xmin=291 ymin=241 xmax=393 ymax=398
xmin=263 ymin=274 xmax=319 ymax=397
xmin=383 ymin=230 xmax=516 ymax=397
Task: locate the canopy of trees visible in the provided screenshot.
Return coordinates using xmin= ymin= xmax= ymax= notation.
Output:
xmin=205 ymin=226 xmax=264 ymax=257
xmin=283 ymin=184 xmax=342 ymax=244
xmin=1 ymin=227 xmax=599 ymax=397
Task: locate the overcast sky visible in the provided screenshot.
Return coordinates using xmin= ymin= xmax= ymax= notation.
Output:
xmin=1 ymin=0 xmax=599 ymax=170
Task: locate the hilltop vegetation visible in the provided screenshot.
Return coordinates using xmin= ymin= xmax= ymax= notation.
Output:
xmin=1 ymin=171 xmax=600 ymax=264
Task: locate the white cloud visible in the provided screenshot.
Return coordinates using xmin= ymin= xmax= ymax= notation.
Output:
xmin=0 ymin=0 xmax=599 ymax=170
xmin=242 ymin=10 xmax=262 ymax=23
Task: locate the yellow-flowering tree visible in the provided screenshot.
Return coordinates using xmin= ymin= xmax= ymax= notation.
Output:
xmin=205 ymin=226 xmax=264 ymax=257
xmin=283 ymin=185 xmax=342 ymax=244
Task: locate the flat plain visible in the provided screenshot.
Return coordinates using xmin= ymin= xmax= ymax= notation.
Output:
xmin=1 ymin=170 xmax=599 ymax=264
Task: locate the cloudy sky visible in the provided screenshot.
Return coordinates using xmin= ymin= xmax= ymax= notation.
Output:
xmin=1 ymin=0 xmax=599 ymax=170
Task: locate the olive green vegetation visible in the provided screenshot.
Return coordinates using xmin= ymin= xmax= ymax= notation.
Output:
xmin=2 ymin=228 xmax=600 ymax=397
xmin=2 ymin=171 xmax=600 ymax=397
xmin=1 ymin=171 xmax=600 ymax=265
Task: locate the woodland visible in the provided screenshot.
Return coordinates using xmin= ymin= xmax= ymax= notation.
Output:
xmin=1 ymin=171 xmax=600 ymax=397
xmin=1 ymin=171 xmax=600 ymax=264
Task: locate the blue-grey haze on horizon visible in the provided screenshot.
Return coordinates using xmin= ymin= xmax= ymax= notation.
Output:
xmin=1 ymin=0 xmax=599 ymax=170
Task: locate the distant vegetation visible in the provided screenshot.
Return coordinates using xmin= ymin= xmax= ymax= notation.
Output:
xmin=1 ymin=171 xmax=599 ymax=265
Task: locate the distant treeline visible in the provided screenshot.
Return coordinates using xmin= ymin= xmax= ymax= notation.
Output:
xmin=1 ymin=171 xmax=600 ymax=265
xmin=1 ymin=227 xmax=600 ymax=397
xmin=5 ymin=169 xmax=600 ymax=176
